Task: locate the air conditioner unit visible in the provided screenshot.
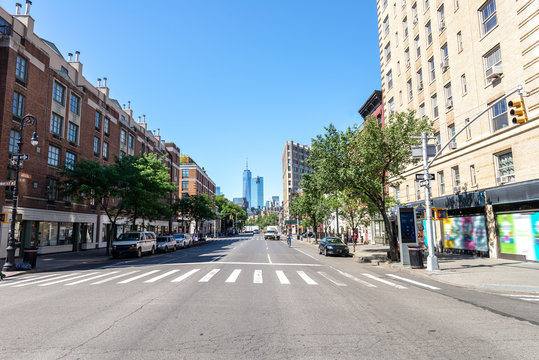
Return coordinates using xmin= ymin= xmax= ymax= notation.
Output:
xmin=406 ymin=59 xmax=411 ymax=68
xmin=418 ymin=81 xmax=424 ymax=91
xmin=412 ymin=15 xmax=418 ymax=25
xmin=441 ymin=58 xmax=449 ymax=70
xmin=448 ymin=141 xmax=457 ymax=150
xmin=446 ymin=98 xmax=453 ymax=109
xmin=439 ymin=20 xmax=446 ymax=32
xmin=453 ymin=186 xmax=460 ymax=193
xmin=486 ymin=64 xmax=503 ymax=80
xmin=497 ymin=175 xmax=509 ymax=184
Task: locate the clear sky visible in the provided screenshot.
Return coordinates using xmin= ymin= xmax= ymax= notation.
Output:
xmin=7 ymin=0 xmax=381 ymax=203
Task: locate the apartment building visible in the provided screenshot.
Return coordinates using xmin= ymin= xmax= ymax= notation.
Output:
xmin=376 ymin=0 xmax=539 ymax=260
xmin=281 ymin=141 xmax=313 ymax=225
xmin=0 ymin=3 xmax=181 ymax=257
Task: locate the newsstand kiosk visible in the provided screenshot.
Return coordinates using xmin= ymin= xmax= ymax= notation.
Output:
xmin=398 ymin=207 xmax=422 ymax=266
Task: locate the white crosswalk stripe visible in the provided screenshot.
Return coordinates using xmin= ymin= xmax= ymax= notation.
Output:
xmin=91 ymin=271 xmax=139 ymax=284
xmin=171 ymin=269 xmax=200 ymax=283
xmin=297 ymin=271 xmax=317 ymax=285
xmin=362 ymin=273 xmax=407 ymax=289
xmin=334 ymin=269 xmax=376 ymax=288
xmin=385 ymin=274 xmax=440 ymax=290
xmin=253 ymin=270 xmax=263 ymax=284
xmin=276 ymin=270 xmax=290 ymax=285
xmin=199 ymin=269 xmax=220 ymax=282
xmin=39 ymin=272 xmax=99 ymax=287
xmin=144 ymin=270 xmax=180 ymax=283
xmin=317 ymin=271 xmax=346 ymax=286
xmin=12 ymin=273 xmax=80 ymax=287
xmin=66 ymin=271 xmax=119 ymax=286
xmin=0 ymin=274 xmax=46 ymax=287
xmin=225 ymin=269 xmax=242 ymax=283
xmin=118 ymin=270 xmax=160 ymax=284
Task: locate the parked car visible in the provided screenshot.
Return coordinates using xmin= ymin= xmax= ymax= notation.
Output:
xmin=318 ymin=237 xmax=350 ymax=257
xmin=111 ymin=231 xmax=157 ymax=258
xmin=156 ymin=235 xmax=176 ymax=253
xmin=264 ymin=230 xmax=280 ymax=240
xmin=173 ymin=233 xmax=192 ymax=249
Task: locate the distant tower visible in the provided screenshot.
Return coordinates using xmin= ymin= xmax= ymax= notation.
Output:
xmin=251 ymin=176 xmax=264 ymax=209
xmin=242 ymin=159 xmax=252 ymax=208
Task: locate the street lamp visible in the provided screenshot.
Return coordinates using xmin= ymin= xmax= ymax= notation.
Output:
xmin=2 ymin=114 xmax=38 ymax=272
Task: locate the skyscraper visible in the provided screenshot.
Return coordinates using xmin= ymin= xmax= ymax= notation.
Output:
xmin=242 ymin=160 xmax=252 ymax=208
xmin=251 ymin=176 xmax=264 ymax=209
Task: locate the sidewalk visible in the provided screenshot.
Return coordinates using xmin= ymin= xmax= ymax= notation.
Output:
xmin=0 ymin=237 xmax=214 ymax=279
xmin=301 ymin=239 xmax=539 ymax=294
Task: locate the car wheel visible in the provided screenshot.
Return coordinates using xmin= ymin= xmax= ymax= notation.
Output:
xmin=172 ymin=245 xmax=176 ymax=252
xmin=151 ymin=246 xmax=155 ymax=255
xmin=319 ymin=248 xmax=322 ymax=255
xmin=112 ymin=253 xmax=119 ymax=259
xmin=137 ymin=248 xmax=142 ymax=258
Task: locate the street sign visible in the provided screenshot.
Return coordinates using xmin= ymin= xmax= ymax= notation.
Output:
xmin=0 ymin=180 xmax=15 ymax=186
xmin=419 ymin=180 xmax=430 ymax=187
xmin=11 ymin=154 xmax=29 ymax=160
xmin=415 ymin=173 xmax=435 ymax=181
xmin=20 ymin=173 xmax=32 ymax=179
xmin=411 ymin=144 xmax=437 ymax=159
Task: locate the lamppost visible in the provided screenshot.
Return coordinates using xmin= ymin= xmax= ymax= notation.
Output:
xmin=2 ymin=114 xmax=39 ymax=272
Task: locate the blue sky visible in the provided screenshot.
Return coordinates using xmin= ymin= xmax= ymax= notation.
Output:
xmin=10 ymin=0 xmax=381 ymax=203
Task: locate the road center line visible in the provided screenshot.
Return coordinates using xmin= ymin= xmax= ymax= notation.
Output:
xmin=267 ymin=254 xmax=272 ymax=264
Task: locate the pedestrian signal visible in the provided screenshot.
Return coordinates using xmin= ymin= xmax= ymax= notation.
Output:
xmin=432 ymin=208 xmax=448 ymax=220
xmin=509 ymin=97 xmax=528 ymax=125
xmin=0 ymin=213 xmax=6 ymax=223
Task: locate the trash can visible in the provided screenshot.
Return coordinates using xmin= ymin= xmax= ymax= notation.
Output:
xmin=23 ymin=248 xmax=38 ymax=269
xmin=408 ymin=247 xmax=424 ymax=269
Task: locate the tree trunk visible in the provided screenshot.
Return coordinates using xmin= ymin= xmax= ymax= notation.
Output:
xmin=381 ymin=211 xmax=398 ymax=261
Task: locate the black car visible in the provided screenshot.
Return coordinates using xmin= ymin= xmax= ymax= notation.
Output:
xmin=318 ymin=237 xmax=350 ymax=257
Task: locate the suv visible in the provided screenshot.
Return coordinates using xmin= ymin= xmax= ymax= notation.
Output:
xmin=111 ymin=232 xmax=157 ymax=258
xmin=264 ymin=230 xmax=280 ymax=240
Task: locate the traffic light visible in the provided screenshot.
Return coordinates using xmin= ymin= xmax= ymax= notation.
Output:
xmin=509 ymin=97 xmax=528 ymax=125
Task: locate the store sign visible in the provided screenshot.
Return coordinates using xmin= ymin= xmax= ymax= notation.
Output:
xmin=497 ymin=212 xmax=539 ymax=261
xmin=442 ymin=216 xmax=488 ymax=252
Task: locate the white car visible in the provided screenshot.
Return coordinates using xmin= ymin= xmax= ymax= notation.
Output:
xmin=173 ymin=233 xmax=192 ymax=249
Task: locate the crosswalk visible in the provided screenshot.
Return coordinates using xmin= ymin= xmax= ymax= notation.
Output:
xmin=0 ymin=267 xmax=446 ymax=291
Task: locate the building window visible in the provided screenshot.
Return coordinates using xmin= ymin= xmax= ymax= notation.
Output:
xmin=440 ymin=43 xmax=449 ymax=72
xmin=461 ymin=74 xmax=467 ymax=95
xmin=387 ymin=70 xmax=393 ymax=90
xmin=48 ymin=145 xmax=60 ymax=167
xmin=46 ymin=178 xmax=58 ymax=201
xmin=65 ymin=152 xmax=76 ymax=170
xmin=444 ymin=83 xmax=453 ymax=109
xmin=454 ymin=0 xmax=459 ymax=10
xmin=415 ymin=35 xmax=421 ymax=58
xmin=452 ymin=166 xmax=460 ymax=190
xmin=496 ymin=151 xmax=514 ymax=182
xmin=383 ymin=15 xmax=390 ymax=36
xmin=405 ymin=48 xmax=410 ymax=68
xmin=182 ymin=169 xmax=189 ymax=178
xmin=425 ymin=21 xmax=432 ymax=46
xmin=182 ymin=181 xmax=189 ymax=191
xmin=437 ymin=5 xmax=445 ymax=32
xmin=406 ymin=185 xmax=409 ymax=201
xmin=419 ymin=103 xmax=426 ymax=119
xmin=9 ymin=130 xmax=20 ymax=153
xmin=465 ymin=118 xmax=471 ymax=140
xmin=95 ymin=111 xmax=101 ymax=129
xmin=93 ymin=137 xmax=100 ymax=156
xmin=438 ymin=171 xmax=445 ymax=195
xmin=403 ymin=17 xmax=409 ymax=39
xmin=457 ymin=31 xmax=463 ymax=52
xmin=15 ymin=56 xmax=27 ymax=84
xmin=384 ymin=42 xmax=391 ymax=63
xmin=128 ymin=135 xmax=134 ymax=149
xmin=483 ymin=46 xmax=502 ymax=83
xmin=412 ymin=2 xmax=418 ymax=22
xmin=480 ymin=0 xmax=497 ymax=35
xmin=424 ymin=0 xmax=429 ymax=11
xmin=470 ymin=165 xmax=477 ymax=186
xmin=428 ymin=57 xmax=435 ymax=82
xmin=103 ymin=142 xmax=109 ymax=160
xmin=389 ymin=98 xmax=395 ymax=114
xmin=431 ymin=93 xmax=439 ymax=119
xmin=67 ymin=122 xmax=78 ymax=143
xmin=12 ymin=92 xmax=25 ymax=118
xmin=50 ymin=113 xmax=63 ymax=137
xmin=448 ymin=124 xmax=456 ymax=148
xmin=491 ymin=99 xmax=508 ymax=131
xmin=395 ymin=187 xmax=400 ymax=202
xmin=417 ymin=69 xmax=423 ymax=91
xmin=407 ymin=79 xmax=413 ymax=102
xmin=120 ymin=130 xmax=127 ymax=144
xmin=53 ymin=81 xmax=66 ymax=105
xmin=435 ymin=132 xmax=441 ymax=150
xmin=69 ymin=93 xmax=80 ymax=115
xmin=104 ymin=118 xmax=110 ymax=136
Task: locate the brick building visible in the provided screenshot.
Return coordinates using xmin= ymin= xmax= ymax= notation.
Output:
xmin=0 ymin=3 xmax=182 ymax=257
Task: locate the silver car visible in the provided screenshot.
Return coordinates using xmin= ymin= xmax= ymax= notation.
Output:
xmin=173 ymin=233 xmax=192 ymax=249
xmin=156 ymin=235 xmax=176 ymax=253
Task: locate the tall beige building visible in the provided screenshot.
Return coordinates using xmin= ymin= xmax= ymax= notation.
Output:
xmin=376 ymin=0 xmax=539 ymax=260
xmin=281 ymin=141 xmax=312 ymax=225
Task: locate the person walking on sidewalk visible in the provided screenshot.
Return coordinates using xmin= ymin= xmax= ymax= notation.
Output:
xmin=353 ymin=232 xmax=358 ymax=244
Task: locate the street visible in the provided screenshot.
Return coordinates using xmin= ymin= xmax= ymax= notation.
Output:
xmin=0 ymin=233 xmax=538 ymax=360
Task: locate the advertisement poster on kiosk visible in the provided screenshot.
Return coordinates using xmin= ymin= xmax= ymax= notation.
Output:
xmin=498 ymin=212 xmax=539 ymax=261
xmin=441 ymin=215 xmax=488 ymax=252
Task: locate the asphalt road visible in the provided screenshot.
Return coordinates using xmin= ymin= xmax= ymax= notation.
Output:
xmin=0 ymin=233 xmax=538 ymax=360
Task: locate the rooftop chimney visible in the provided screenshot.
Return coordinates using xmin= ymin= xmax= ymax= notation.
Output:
xmin=75 ymin=51 xmax=80 ymax=62
xmin=15 ymin=3 xmax=22 ymax=14
xmin=97 ymin=78 xmax=101 ymax=87
xmin=24 ymin=0 xmax=31 ymax=15
xmin=128 ymin=101 xmax=131 ymax=109
xmin=143 ymin=114 xmax=146 ymax=123
xmin=103 ymin=77 xmax=107 ymax=87
xmin=68 ymin=53 xmax=73 ymax=61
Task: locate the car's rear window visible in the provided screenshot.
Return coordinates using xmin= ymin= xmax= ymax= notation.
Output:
xmin=174 ymin=234 xmax=185 ymax=239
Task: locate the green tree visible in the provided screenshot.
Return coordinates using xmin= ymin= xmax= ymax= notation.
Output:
xmin=309 ymin=112 xmax=431 ymax=259
xmin=215 ymin=195 xmax=246 ymax=231
xmin=190 ymin=194 xmax=216 ymax=233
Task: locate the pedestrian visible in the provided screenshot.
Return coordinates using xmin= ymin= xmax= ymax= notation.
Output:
xmin=353 ymin=232 xmax=358 ymax=244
